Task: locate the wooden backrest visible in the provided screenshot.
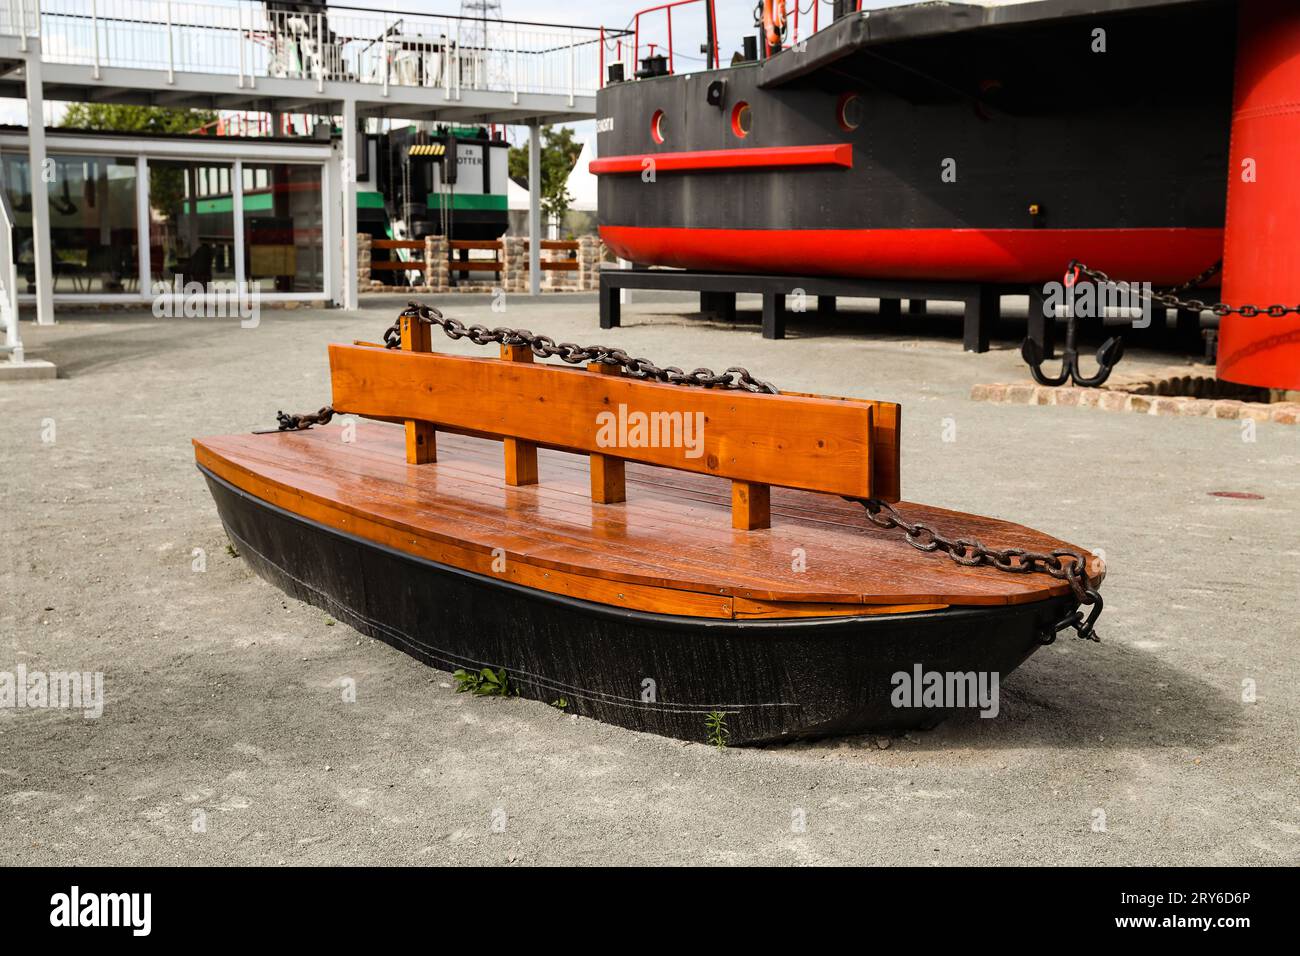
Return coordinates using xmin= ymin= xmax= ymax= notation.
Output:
xmin=329 ymin=334 xmax=900 ymax=530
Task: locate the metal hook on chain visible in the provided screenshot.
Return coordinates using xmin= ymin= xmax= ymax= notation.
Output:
xmin=1021 ymin=261 xmax=1125 ymax=388
xmin=1041 ymin=588 xmax=1103 ymax=644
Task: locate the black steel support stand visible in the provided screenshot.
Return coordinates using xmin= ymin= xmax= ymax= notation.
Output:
xmin=597 ymin=270 xmax=1023 ymax=352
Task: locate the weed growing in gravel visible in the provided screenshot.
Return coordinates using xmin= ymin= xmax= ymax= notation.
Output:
xmin=453 ymin=667 xmax=516 ymax=697
xmin=705 ymin=710 xmax=730 ymax=749
xmin=225 ymin=544 xmax=240 ymax=558
xmin=550 ymin=697 xmax=569 ymax=710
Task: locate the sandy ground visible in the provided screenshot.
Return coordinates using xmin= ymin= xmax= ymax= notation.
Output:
xmin=1 ymin=293 xmax=1296 ymax=866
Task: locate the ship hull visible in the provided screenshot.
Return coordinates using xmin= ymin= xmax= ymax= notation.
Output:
xmin=599 ymin=225 xmax=1224 ymax=285
xmin=594 ymin=2 xmax=1234 ymax=285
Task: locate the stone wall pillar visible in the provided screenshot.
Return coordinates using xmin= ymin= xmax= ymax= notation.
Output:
xmin=502 ymin=236 xmax=528 ymax=293
xmin=357 ymin=233 xmax=373 ymax=291
xmin=423 ymin=235 xmax=450 ymax=293
xmin=577 ymin=235 xmax=602 ymax=291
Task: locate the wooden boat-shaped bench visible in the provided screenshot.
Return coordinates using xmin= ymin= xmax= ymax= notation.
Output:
xmin=194 ymin=305 xmax=1105 ymax=745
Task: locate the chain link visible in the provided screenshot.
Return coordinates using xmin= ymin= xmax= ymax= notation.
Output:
xmin=849 ymin=498 xmax=1102 ymax=642
xmin=272 ymin=302 xmax=1104 ymax=642
xmin=1068 ymin=259 xmax=1300 ymax=319
xmin=275 ymin=406 xmax=335 ymax=431
xmin=386 ymin=301 xmax=780 ymax=393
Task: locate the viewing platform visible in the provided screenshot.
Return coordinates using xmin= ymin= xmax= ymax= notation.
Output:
xmin=0 ymin=1 xmax=607 ymax=122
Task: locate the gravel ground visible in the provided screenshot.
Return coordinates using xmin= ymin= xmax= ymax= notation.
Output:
xmin=1 ymin=293 xmax=1296 ymax=866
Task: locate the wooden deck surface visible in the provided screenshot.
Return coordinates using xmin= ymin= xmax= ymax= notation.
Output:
xmin=194 ymin=423 xmax=1103 ymax=620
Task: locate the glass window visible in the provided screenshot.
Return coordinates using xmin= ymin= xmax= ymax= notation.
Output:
xmin=1 ymin=153 xmax=34 ymax=294
xmin=148 ymin=158 xmax=236 ymax=292
xmin=1 ymin=152 xmax=139 ymax=295
xmin=241 ymin=163 xmax=324 ymax=293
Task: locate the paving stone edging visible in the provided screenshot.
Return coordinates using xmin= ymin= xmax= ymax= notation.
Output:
xmin=970 ymin=382 xmax=1300 ymax=425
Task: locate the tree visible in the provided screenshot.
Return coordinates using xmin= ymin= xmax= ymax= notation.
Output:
xmin=508 ymin=125 xmax=582 ymax=225
xmin=60 ymin=104 xmax=217 ymax=135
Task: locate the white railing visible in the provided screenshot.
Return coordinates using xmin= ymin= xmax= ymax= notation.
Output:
xmin=0 ymin=0 xmax=41 ymax=45
xmin=0 ymin=186 xmax=21 ymax=363
xmin=22 ymin=0 xmax=615 ymax=99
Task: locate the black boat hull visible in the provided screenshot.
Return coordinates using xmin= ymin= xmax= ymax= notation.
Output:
xmin=203 ymin=467 xmax=1072 ymax=745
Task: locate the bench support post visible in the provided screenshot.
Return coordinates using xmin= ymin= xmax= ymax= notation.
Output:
xmin=587 ymin=362 xmax=627 ymax=503
xmin=500 ymin=344 xmax=539 ymax=485
xmin=731 ymin=480 xmax=771 ymax=531
xmin=400 ymin=315 xmax=437 ymax=464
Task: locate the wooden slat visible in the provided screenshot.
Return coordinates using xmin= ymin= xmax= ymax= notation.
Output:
xmin=499 ymin=344 xmax=538 ymax=486
xmin=400 ymin=315 xmax=436 ymax=464
xmin=449 ymin=239 xmax=504 ymax=250
xmin=328 ymin=344 xmax=877 ymax=498
xmin=368 ymin=260 xmax=426 ymax=271
xmin=731 ymin=480 xmax=770 ymax=531
xmin=782 ymin=389 xmax=901 ymax=502
xmin=372 ymin=239 xmax=424 ymax=250
xmin=522 ymin=240 xmax=579 ymax=250
xmin=540 ymin=260 xmax=579 ymax=272
xmin=587 ymin=362 xmax=626 ymax=504
xmin=732 ymin=598 xmax=948 ymax=620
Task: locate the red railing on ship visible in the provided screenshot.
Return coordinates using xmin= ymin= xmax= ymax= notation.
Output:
xmin=633 ymin=0 xmax=720 ymax=75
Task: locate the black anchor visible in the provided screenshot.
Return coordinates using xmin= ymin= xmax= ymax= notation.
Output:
xmin=1021 ymin=268 xmax=1126 ymax=388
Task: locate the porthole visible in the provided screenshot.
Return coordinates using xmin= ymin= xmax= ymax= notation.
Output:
xmin=650 ymin=109 xmax=666 ymax=144
xmin=837 ymin=93 xmax=862 ymax=132
xmin=730 ymin=101 xmax=752 ymax=138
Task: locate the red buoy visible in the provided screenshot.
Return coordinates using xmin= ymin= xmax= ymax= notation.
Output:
xmin=1218 ymin=0 xmax=1300 ymax=390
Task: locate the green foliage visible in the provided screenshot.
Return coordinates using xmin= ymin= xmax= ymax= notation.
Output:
xmin=704 ymin=711 xmax=730 ymax=750
xmin=508 ymin=125 xmax=581 ymax=225
xmin=550 ymin=697 xmax=569 ymax=711
xmin=60 ymin=104 xmax=217 ymax=135
xmin=452 ymin=666 xmax=515 ymax=697
xmin=225 ymin=544 xmax=240 ymax=559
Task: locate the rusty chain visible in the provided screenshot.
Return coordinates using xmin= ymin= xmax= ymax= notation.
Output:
xmin=383 ymin=301 xmax=781 ymax=392
xmin=851 ymin=499 xmax=1101 ymax=642
xmin=1068 ymin=259 xmax=1300 ymax=318
xmin=275 ymin=302 xmax=1103 ymax=642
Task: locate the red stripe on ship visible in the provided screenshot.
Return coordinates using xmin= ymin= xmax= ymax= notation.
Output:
xmin=598 ymin=225 xmax=1225 ymax=286
xmin=589 ymin=144 xmax=852 ymax=175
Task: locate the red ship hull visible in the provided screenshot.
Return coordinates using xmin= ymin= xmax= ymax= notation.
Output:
xmin=600 ymin=225 xmax=1226 ymax=286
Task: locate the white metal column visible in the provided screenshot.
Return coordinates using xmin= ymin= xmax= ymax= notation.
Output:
xmin=136 ymin=155 xmax=151 ymax=300
xmin=342 ymin=98 xmax=358 ymax=310
xmin=323 ymin=149 xmax=339 ymax=306
xmin=528 ymin=122 xmax=541 ymax=297
xmin=232 ymin=159 xmax=245 ymax=289
xmin=25 ymin=44 xmax=53 ymax=325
